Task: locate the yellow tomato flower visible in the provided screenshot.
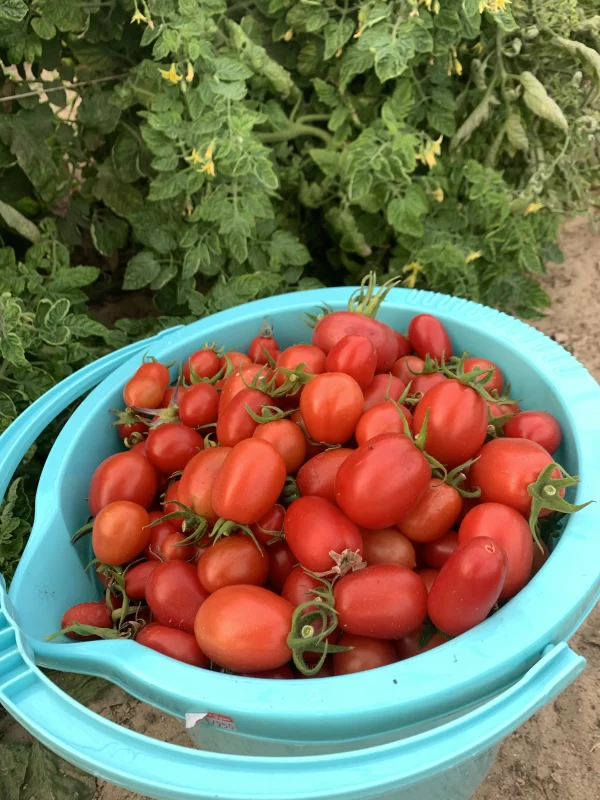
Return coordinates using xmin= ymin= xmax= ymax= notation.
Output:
xmin=403 ymin=262 xmax=424 ymax=289
xmin=433 ymin=187 xmax=444 ymax=203
xmin=159 ymin=64 xmax=183 ymax=84
xmin=199 ymin=160 xmax=216 ymax=177
xmin=466 ymin=250 xmax=483 ymax=263
xmin=283 ymin=28 xmax=293 ymax=41
xmin=186 ymin=63 xmax=194 ymax=82
xmin=131 ymin=7 xmax=146 ymax=24
xmin=524 ymin=202 xmax=543 ymax=215
xmin=186 ymin=149 xmax=202 ymax=165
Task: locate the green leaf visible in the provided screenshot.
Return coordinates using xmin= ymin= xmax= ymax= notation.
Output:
xmin=112 ymin=133 xmax=140 ymax=184
xmin=297 ymin=42 xmax=320 ymax=76
xmin=270 ymin=230 xmax=311 ymax=267
xmin=348 ymin=170 xmax=373 ymax=202
xmin=491 ymin=8 xmax=518 ymax=33
xmin=309 ymin=148 xmax=340 ymax=177
xmin=0 ymin=743 xmax=29 ymax=800
xmin=519 ymin=71 xmax=568 ymax=133
xmin=505 ymin=113 xmax=529 ymax=151
xmin=0 ymin=0 xmax=27 ymax=22
xmin=227 ymin=227 xmax=249 ymax=264
xmin=0 ymin=330 xmax=28 ymax=368
xmin=150 ymin=262 xmax=178 ymax=291
xmin=49 ymin=267 xmax=99 ymax=292
xmin=339 ymin=46 xmax=374 ymax=89
xmin=91 ymin=211 xmax=129 ymax=256
xmin=374 ymin=26 xmax=416 ymax=83
xmin=66 ymin=314 xmax=108 ymax=340
xmin=183 ymin=242 xmax=211 ymax=278
xmin=555 ymin=36 xmax=600 ymax=92
xmin=323 ymin=18 xmax=355 ymax=60
xmin=148 ymin=171 xmax=188 ymax=201
xmin=451 ymin=94 xmax=498 ymax=150
xmin=93 ymin=165 xmax=144 ymax=219
xmin=214 ymin=56 xmax=253 ymax=81
xmin=22 ymin=741 xmax=95 ymax=800
xmin=78 ymin=93 xmax=121 ymax=134
xmin=31 ymin=16 xmax=57 ymax=39
xmin=0 ymin=199 xmax=41 ymax=243
xmin=123 ymin=251 xmax=161 ymax=290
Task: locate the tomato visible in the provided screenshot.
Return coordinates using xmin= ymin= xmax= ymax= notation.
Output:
xmin=355 ymin=400 xmax=413 ymax=445
xmin=267 ymin=541 xmax=297 ymax=591
xmin=296 ymin=448 xmax=354 ymax=503
xmin=422 ymin=531 xmax=459 ymax=569
xmin=281 ymin=565 xmax=322 ymax=609
xmin=145 ymin=423 xmax=204 ymax=475
xmin=284 ymin=496 xmax=363 ymax=572
xmin=409 ymin=372 xmax=448 ymax=397
xmin=463 ymin=357 xmax=504 ymax=394
xmin=198 ymin=535 xmax=269 ymax=593
xmin=178 ymin=383 xmax=219 ymax=429
xmin=253 ymin=419 xmax=307 ymax=474
xmin=503 ymin=411 xmax=562 ymax=455
xmin=250 ymin=504 xmax=285 ymax=545
xmin=194 ymin=585 xmax=294 ymax=672
xmin=275 ymin=344 xmax=326 ymax=387
xmin=417 ymin=568 xmax=439 ymax=592
xmin=136 ymin=623 xmax=209 ymax=668
xmin=240 ymin=664 xmax=294 ymax=679
xmin=470 ymin=438 xmax=562 ymax=518
xmin=297 ymin=656 xmax=335 ymax=679
xmin=531 ymin=540 xmax=550 ymax=577
xmin=289 ymin=411 xmax=325 ymax=459
xmin=325 ymin=335 xmax=377 ymax=389
xmin=248 ymin=331 xmax=280 ymax=365
xmin=335 ymin=564 xmax=428 ymax=639
xmin=428 ymin=537 xmax=508 ymax=636
xmin=212 ymin=439 xmax=287 ymax=524
xmin=116 ymin=419 xmax=149 ymax=441
xmin=145 ymin=513 xmax=178 ymax=560
xmin=391 ymin=355 xmax=425 ymax=385
xmin=216 ymin=388 xmax=271 ymax=447
xmin=394 ymin=331 xmax=412 ymax=359
xmin=219 ymin=364 xmax=271 ymax=413
xmin=220 ymin=351 xmax=252 ymax=371
xmin=89 ymin=451 xmax=157 ymax=518
xmin=362 ymin=373 xmax=406 ymax=412
xmin=360 ymin=527 xmax=416 ymax=569
xmin=456 ymin=495 xmax=480 ymax=526
xmin=184 ymin=348 xmax=221 ymax=383
xmin=123 ymin=361 xmax=170 ymax=409
xmin=159 ymin=386 xmax=188 ymax=409
xmin=124 ymin=561 xmax=158 ymax=600
xmin=162 ymin=479 xmax=183 ymax=529
xmin=178 ymin=448 xmax=232 ymax=524
xmin=333 ymin=634 xmax=397 ymax=675
xmin=396 ymin=479 xmax=462 ymax=543
xmin=312 ymin=311 xmax=399 ymax=372
xmin=394 ymin=626 xmax=447 ymax=660
xmin=413 ymin=382 xmax=488 ymax=468
xmin=407 ymin=315 xmax=452 ymax=362
xmin=160 ymin=532 xmax=197 ymax=562
xmin=458 ymin=502 xmax=533 ymax=601
xmin=93 ymin=501 xmax=150 ymax=566
xmin=499 ymin=401 xmax=521 ymax=416
xmin=335 ymin=434 xmax=431 ymax=528
xmin=300 ymin=373 xmax=364 ymax=445
xmin=146 ymin=560 xmax=209 ymax=634
xmin=61 ymin=602 xmax=113 ymax=641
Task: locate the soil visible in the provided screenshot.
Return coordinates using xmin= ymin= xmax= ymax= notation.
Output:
xmin=3 ymin=217 xmax=600 ymax=799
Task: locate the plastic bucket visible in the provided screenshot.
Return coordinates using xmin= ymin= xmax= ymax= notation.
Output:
xmin=1 ymin=287 xmax=599 ymax=800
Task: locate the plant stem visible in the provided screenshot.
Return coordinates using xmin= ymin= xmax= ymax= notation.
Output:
xmin=0 ymin=74 xmax=127 ymax=104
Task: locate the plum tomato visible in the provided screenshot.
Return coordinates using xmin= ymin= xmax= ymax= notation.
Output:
xmin=355 ymin=400 xmax=413 ymax=445
xmin=417 ymin=568 xmax=439 ymax=593
xmin=250 ymin=504 xmax=285 ymax=545
xmin=281 ymin=565 xmax=323 ymax=609
xmin=124 ymin=561 xmax=158 ymax=601
xmin=333 ymin=634 xmax=397 ymax=675
xmin=296 ymin=448 xmax=354 ymax=503
xmin=463 ymin=357 xmax=504 ymax=394
xmin=178 ymin=448 xmax=232 ymax=524
xmin=396 ymin=479 xmax=462 ymax=543
xmin=89 ymin=451 xmax=157 ymax=518
xmin=253 ymin=419 xmax=307 ymax=474
xmin=123 ymin=361 xmax=170 ymax=409
xmin=275 ymin=344 xmax=327 ymax=387
xmin=220 ymin=351 xmax=252 ymax=371
xmin=394 ymin=626 xmax=447 ymax=660
xmin=145 ymin=423 xmax=204 ymax=475
xmin=146 ymin=561 xmax=209 ymax=634
xmin=240 ymin=664 xmax=294 ymax=679
xmin=394 ymin=331 xmax=412 ymax=359
xmin=267 ymin=541 xmax=297 ymax=592
xmin=312 ymin=311 xmax=399 ymax=373
xmin=218 ymin=364 xmax=271 ymax=413
xmin=136 ymin=623 xmax=209 ymax=668
xmin=216 ymin=387 xmax=272 ymax=447
xmin=360 ymin=527 xmax=416 ymax=569
xmin=61 ymin=602 xmax=113 ymax=641
xmin=362 ymin=373 xmax=406 ymax=412
xmin=503 ymin=411 xmax=562 ymax=455
xmin=391 ymin=355 xmax=425 ymax=385
xmin=325 ymin=335 xmax=377 ymax=389
xmin=197 ymin=535 xmax=269 ymax=593
xmin=248 ymin=331 xmax=280 ymax=365
xmin=178 ymin=382 xmax=219 ymax=428
xmin=92 ymin=501 xmax=150 ymax=566
xmin=422 ymin=531 xmax=459 ymax=569
xmin=300 ymin=373 xmax=364 ymax=445
xmin=407 ymin=315 xmax=452 ymax=362
xmin=183 ymin=348 xmax=221 ymax=382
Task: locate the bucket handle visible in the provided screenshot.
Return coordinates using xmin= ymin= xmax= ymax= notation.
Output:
xmin=0 ymin=580 xmax=584 ymax=800
xmin=0 ymin=326 xmax=183 ymax=504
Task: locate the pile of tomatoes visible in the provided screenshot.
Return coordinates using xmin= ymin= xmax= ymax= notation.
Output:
xmin=52 ymin=275 xmax=588 ymax=679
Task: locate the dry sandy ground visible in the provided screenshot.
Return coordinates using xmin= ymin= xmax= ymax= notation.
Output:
xmin=4 ymin=217 xmax=600 ymax=800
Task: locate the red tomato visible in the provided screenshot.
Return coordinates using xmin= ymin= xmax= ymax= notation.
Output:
xmin=89 ymin=451 xmax=157 ymax=518
xmin=116 ymin=419 xmax=149 ymax=441
xmin=409 ymin=372 xmax=448 ymax=397
xmin=162 ymin=479 xmax=183 ymax=529
xmin=276 ymin=344 xmax=327 ymax=387
xmin=248 ymin=332 xmax=280 ymax=365
xmin=146 ymin=561 xmax=209 ymax=634
xmin=125 ymin=561 xmax=158 ymax=600
xmin=220 ymin=351 xmax=252 ymax=371
xmin=360 ymin=527 xmax=416 ymax=568
xmin=144 ymin=513 xmax=179 ymax=560
xmin=253 ymin=419 xmax=307 ymax=474
xmin=300 ymin=373 xmax=363 ymax=445
xmin=297 ymin=656 xmax=335 ymax=679
xmin=503 ymin=411 xmax=562 ymax=456
xmin=178 ymin=383 xmax=219 ymax=428
xmin=325 ymin=335 xmax=377 ymax=389
xmin=296 ymin=448 xmax=354 ymax=503
xmin=212 ymin=439 xmax=287 ymax=524
xmin=458 ymin=503 xmax=533 ymax=601
xmin=456 ymin=495 xmax=480 ymax=526
xmin=355 ymin=400 xmax=413 ymax=445
xmin=178 ymin=448 xmax=232 ymax=524
xmin=240 ymin=664 xmax=293 ymax=679
xmin=123 ymin=361 xmax=170 ymax=408
xmin=145 ymin=424 xmax=204 ymax=475
xmin=289 ymin=410 xmax=325 ymax=459
xmin=281 ymin=565 xmax=322 ymax=609
xmin=394 ymin=331 xmax=412 ymax=358
xmin=391 ymin=355 xmax=425 ymax=385
xmin=417 ymin=568 xmax=439 ymax=592
xmin=217 ymin=388 xmax=272 ymax=447
xmin=194 ymin=585 xmax=294 ymax=672
xmin=284 ymin=496 xmax=363 ymax=572
xmin=160 ymin=532 xmax=196 ymax=562
xmin=333 ymin=634 xmax=397 ymax=675
xmin=428 ymin=537 xmax=508 ymax=636
xmin=250 ymin=504 xmax=285 ymax=545
xmin=396 ymin=479 xmax=462 ymax=543
xmin=362 ymin=373 xmax=406 ymax=412
xmin=335 ymin=434 xmax=431 ymax=528
xmin=61 ymin=602 xmax=113 ymax=641
xmin=159 ymin=386 xmax=188 ymax=409
xmin=394 ymin=626 xmax=447 ymax=660
xmin=197 ymin=536 xmax=269 ymax=593
xmin=136 ymin=623 xmax=209 ymax=668
xmin=463 ymin=357 xmax=504 ymax=394
xmin=267 ymin=541 xmax=297 ymax=591
xmin=499 ymin=401 xmax=521 ymax=416
xmin=413 ymin=382 xmax=488 ymax=468
xmin=92 ymin=501 xmax=150 ymax=566
xmin=335 ymin=564 xmax=428 ymax=639
xmin=470 ymin=438 xmax=562 ymax=518
xmin=219 ymin=364 xmax=271 ymax=413
xmin=184 ymin=348 xmax=221 ymax=383
xmin=312 ymin=311 xmax=399 ymax=372
xmin=407 ymin=314 xmax=452 ymax=362
xmin=422 ymin=531 xmax=459 ymax=569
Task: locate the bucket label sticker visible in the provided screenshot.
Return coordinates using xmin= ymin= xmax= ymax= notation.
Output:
xmin=185 ymin=712 xmax=237 ymax=731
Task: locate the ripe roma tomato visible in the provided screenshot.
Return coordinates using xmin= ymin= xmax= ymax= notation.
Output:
xmin=325 ymin=335 xmax=377 ymax=389
xmin=284 ymin=496 xmax=362 ymax=572
xmin=124 ymin=561 xmax=158 ymax=600
xmin=197 ymin=536 xmax=269 ymax=593
xmin=248 ymin=329 xmax=279 ymax=365
xmin=275 ymin=344 xmax=327 ymax=387
xmin=253 ymin=419 xmax=307 ymax=474
xmin=394 ymin=627 xmax=447 ymax=660
xmin=334 ymin=564 xmax=428 ymax=639
xmin=396 ymin=479 xmax=462 ymax=543
xmin=218 ymin=364 xmax=271 ymax=413
xmin=250 ymin=504 xmax=285 ymax=545
xmin=458 ymin=503 xmax=533 ymax=601
xmin=281 ymin=565 xmax=322 ymax=609
xmin=145 ymin=423 xmax=204 ymax=474
xmin=360 ymin=527 xmax=416 ymax=569
xmin=428 ymin=537 xmax=507 ymax=636
xmin=216 ymin=387 xmax=272 ymax=447
xmin=391 ymin=355 xmax=425 ymax=385
xmin=194 ymin=585 xmax=294 ymax=672
xmin=407 ymin=315 xmax=452 ymax=362
xmin=178 ymin=383 xmax=219 ymax=428
xmin=300 ymin=373 xmax=364 ymax=445
xmin=413 ymin=382 xmax=488 ymax=468
xmin=333 ymin=634 xmax=397 ymax=675
xmin=61 ymin=602 xmax=113 ymax=640
xmin=335 ymin=434 xmax=430 ymax=529
xmin=88 ymin=451 xmax=157 ymax=518
xmin=362 ymin=373 xmax=406 ymax=412
xmin=178 ymin=448 xmax=232 ymax=524
xmin=136 ymin=623 xmax=209 ymax=668
xmin=146 ymin=561 xmax=209 ymax=634
xmin=394 ymin=331 xmax=412 ymax=358
xmin=312 ymin=311 xmax=399 ymax=373
xmin=355 ymin=400 xmax=413 ymax=445
xmin=92 ymin=501 xmax=150 ymax=566
xmin=463 ymin=357 xmax=504 ymax=394
xmin=267 ymin=541 xmax=297 ymax=591
xmin=183 ymin=348 xmax=221 ymax=382
xmin=422 ymin=531 xmax=459 ymax=569
xmin=503 ymin=411 xmax=562 ymax=455
xmin=296 ymin=448 xmax=354 ymax=503
xmin=123 ymin=361 xmax=170 ymax=408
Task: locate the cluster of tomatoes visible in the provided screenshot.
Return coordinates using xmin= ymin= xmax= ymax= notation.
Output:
xmin=52 ymin=275 xmax=588 ymax=679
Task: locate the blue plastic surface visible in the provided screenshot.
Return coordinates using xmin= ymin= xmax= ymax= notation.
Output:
xmin=0 ymin=288 xmax=599 ymax=799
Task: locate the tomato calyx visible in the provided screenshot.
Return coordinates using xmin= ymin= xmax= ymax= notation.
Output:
xmin=398 ymin=407 xmax=447 ymax=478
xmin=434 ymin=458 xmax=482 ymax=499
xmin=148 ymin=500 xmax=209 ymax=538
xmin=302 ymin=302 xmax=333 ymax=330
xmin=244 ymin=404 xmax=298 ymax=424
xmin=311 ymin=548 xmax=367 ymax=580
xmin=209 ymin=517 xmax=263 ymax=551
xmin=111 ymin=407 xmax=145 ymax=427
xmin=527 ymin=463 xmax=593 ymax=548
xmin=279 ymin=476 xmax=300 ymax=505
xmin=272 ymin=363 xmax=316 ymax=397
xmin=347 ymin=271 xmax=403 ymax=319
xmin=443 ymin=356 xmax=495 ymax=400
